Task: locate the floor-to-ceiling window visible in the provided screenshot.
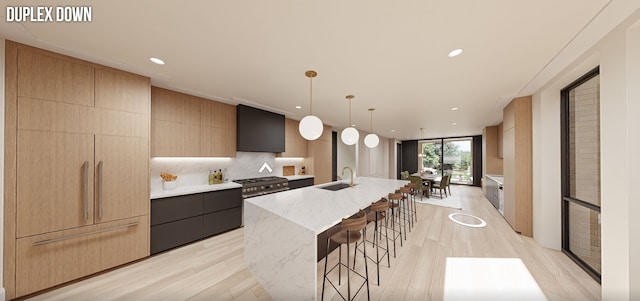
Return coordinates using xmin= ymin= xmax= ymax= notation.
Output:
xmin=561 ymin=67 xmax=601 ymax=282
xmin=419 ymin=137 xmax=474 ymax=185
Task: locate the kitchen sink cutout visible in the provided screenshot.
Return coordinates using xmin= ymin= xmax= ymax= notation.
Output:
xmin=318 ymin=183 xmax=356 ymax=191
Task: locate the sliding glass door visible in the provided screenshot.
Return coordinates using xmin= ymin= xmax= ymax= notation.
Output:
xmin=561 ymin=67 xmax=601 ymax=282
xmin=443 ymin=138 xmax=473 ymax=185
xmin=418 ymin=137 xmax=473 ymax=185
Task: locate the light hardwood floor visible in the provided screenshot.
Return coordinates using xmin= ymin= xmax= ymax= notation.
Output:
xmin=26 ymin=185 xmax=601 ymax=301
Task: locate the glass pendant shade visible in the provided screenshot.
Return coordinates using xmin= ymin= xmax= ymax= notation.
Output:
xmin=341 ymin=127 xmax=359 ymax=145
xmin=364 ymin=133 xmax=379 ymax=148
xmin=365 ymin=107 xmax=379 ymax=148
xmin=298 ymin=70 xmax=323 ymax=140
xmin=299 ymin=115 xmax=323 ymax=140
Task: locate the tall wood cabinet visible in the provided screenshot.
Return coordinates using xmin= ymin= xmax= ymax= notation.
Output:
xmin=502 ymin=96 xmax=532 ymax=237
xmin=276 ymin=118 xmax=308 ymax=158
xmin=4 ymin=41 xmax=151 ymax=298
xmin=150 ymin=87 xmax=236 ymax=157
xmin=305 ymin=125 xmax=332 ymax=185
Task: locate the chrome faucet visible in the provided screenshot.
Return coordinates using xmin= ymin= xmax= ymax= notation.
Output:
xmin=342 ymin=167 xmax=354 ymax=187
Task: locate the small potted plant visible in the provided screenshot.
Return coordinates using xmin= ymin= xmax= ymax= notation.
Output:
xmin=160 ymin=172 xmax=178 ymax=190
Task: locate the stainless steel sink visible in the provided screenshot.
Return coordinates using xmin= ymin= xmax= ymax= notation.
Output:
xmin=318 ymin=183 xmax=355 ymax=191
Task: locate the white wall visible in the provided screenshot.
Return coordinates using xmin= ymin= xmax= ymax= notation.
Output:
xmin=626 ymin=19 xmax=640 ymax=300
xmin=1 ymin=36 xmax=6 ymax=301
xmin=532 ymin=11 xmax=640 ymax=300
xmin=336 ymin=137 xmax=356 ymax=179
xmin=355 ymin=130 xmax=390 ymax=179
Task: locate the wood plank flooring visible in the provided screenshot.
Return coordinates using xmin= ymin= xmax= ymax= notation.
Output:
xmin=26 ymin=185 xmax=600 ymax=301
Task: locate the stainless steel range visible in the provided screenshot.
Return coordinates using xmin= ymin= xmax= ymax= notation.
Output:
xmin=233 ymin=176 xmax=289 ymax=198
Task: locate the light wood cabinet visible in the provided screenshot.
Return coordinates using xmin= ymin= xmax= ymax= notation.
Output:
xmin=502 ymin=96 xmax=532 ymax=237
xmin=151 ymin=87 xmax=236 ymax=157
xmin=17 ymin=48 xmax=94 ymax=107
xmin=497 ymin=122 xmax=504 ymax=158
xmin=305 ymin=125 xmax=332 ymax=185
xmin=200 ymin=99 xmax=236 ymax=157
xmin=482 ymin=126 xmax=503 ymax=179
xmin=95 ymin=136 xmax=149 ymax=223
xmin=277 ymin=118 xmax=308 ymax=158
xmin=4 ymin=41 xmax=151 ymax=299
xmin=16 ymin=131 xmax=95 ymax=238
xmin=15 ymin=216 xmax=148 ymax=297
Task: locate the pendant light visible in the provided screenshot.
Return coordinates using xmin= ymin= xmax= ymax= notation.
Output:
xmin=340 ymin=95 xmax=359 ymax=145
xmin=364 ymin=108 xmax=379 ymax=148
xmin=298 ymin=70 xmax=324 ymax=140
xmin=418 ymin=128 xmax=426 ymax=157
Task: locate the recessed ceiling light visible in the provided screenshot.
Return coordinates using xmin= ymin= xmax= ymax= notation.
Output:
xmin=391 ymin=130 xmax=395 ymax=132
xmin=451 ymin=107 xmax=459 ymax=111
xmin=351 ymin=124 xmax=356 ymax=127
xmin=448 ymin=49 xmax=463 ymax=58
xmin=295 ymin=105 xmax=302 ymax=109
xmin=452 ymin=123 xmax=457 ymax=126
xmin=150 ymin=57 xmax=165 ymax=65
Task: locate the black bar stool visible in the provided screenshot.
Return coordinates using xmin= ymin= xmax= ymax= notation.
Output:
xmin=322 ymin=210 xmax=370 ymax=301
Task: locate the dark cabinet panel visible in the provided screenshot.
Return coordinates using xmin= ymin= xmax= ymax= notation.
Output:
xmin=151 ymin=216 xmax=203 ymax=254
xmin=151 ymin=194 xmax=203 ymax=226
xmin=203 ymin=207 xmax=242 ymax=237
xmin=150 ymin=188 xmax=243 ymax=255
xmin=288 ymin=178 xmax=314 ymax=190
xmin=203 ymin=188 xmax=242 ymax=214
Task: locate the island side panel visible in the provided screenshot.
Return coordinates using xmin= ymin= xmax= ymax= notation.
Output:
xmin=244 ymin=200 xmax=317 ymax=301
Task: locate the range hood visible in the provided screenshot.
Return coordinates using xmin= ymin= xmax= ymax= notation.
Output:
xmin=236 ymin=104 xmax=285 ymax=152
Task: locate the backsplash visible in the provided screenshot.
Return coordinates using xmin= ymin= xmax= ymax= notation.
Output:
xmin=150 ymin=152 xmax=304 ymax=194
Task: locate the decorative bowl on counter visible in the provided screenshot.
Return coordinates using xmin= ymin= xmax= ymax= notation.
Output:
xmin=163 ymin=180 xmax=177 ymax=190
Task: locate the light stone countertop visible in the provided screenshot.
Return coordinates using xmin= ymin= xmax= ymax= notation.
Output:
xmin=150 ymin=182 xmax=242 ymax=199
xmin=245 ymin=177 xmax=409 ymax=234
xmin=486 ymin=174 xmax=504 ymax=185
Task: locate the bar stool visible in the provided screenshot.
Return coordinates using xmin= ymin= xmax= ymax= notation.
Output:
xmin=406 ymin=182 xmax=418 ymax=224
xmin=388 ymin=192 xmax=406 ymax=245
xmin=363 ymin=198 xmax=391 ymax=285
xmin=322 ymin=210 xmax=370 ymax=301
xmin=399 ymin=187 xmax=414 ymax=231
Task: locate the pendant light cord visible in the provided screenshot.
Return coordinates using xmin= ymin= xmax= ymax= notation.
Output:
xmin=309 ymin=76 xmax=313 ymax=115
xmin=370 ymin=110 xmax=374 ymax=132
xmin=349 ymin=99 xmax=352 ymax=125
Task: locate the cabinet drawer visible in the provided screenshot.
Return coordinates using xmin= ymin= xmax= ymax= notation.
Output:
xmin=203 ymin=207 xmax=242 ymax=237
xmin=151 ymin=216 xmax=203 ymax=255
xmin=151 ymin=194 xmax=203 ymax=226
xmin=203 ymin=188 xmax=242 ymax=214
xmin=16 ymin=216 xmax=148 ymax=297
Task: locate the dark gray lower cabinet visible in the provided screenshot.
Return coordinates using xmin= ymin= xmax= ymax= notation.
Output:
xmin=204 ymin=207 xmax=242 ymax=237
xmin=151 ymin=188 xmax=242 ymax=255
xmin=151 ymin=216 xmax=203 ymax=255
xmin=288 ymin=178 xmax=314 ymax=190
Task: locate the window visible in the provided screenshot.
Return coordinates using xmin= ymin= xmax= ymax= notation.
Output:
xmin=419 ymin=137 xmax=474 ymax=185
xmin=561 ymin=67 xmax=601 ymax=282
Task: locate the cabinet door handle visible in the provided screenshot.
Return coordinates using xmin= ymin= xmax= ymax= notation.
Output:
xmin=83 ymin=161 xmax=89 ymax=221
xmin=98 ymin=160 xmax=104 ymax=218
xmin=32 ymin=222 xmax=139 ymax=246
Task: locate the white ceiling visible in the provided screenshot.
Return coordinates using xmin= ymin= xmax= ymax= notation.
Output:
xmin=0 ymin=0 xmax=621 ymax=140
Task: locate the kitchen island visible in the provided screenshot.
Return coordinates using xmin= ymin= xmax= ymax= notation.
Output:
xmin=244 ymin=177 xmax=408 ymax=301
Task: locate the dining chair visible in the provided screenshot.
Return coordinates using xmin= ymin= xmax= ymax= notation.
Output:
xmin=408 ymin=176 xmax=426 ymax=200
xmin=432 ymin=174 xmax=450 ymax=198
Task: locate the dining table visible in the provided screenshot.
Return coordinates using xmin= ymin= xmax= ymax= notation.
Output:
xmin=411 ymin=173 xmax=441 ymax=198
